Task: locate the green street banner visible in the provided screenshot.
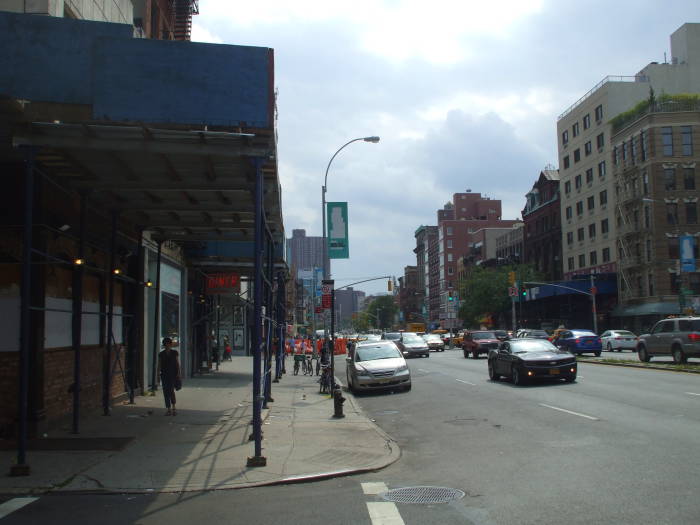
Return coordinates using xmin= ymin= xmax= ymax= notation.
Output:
xmin=327 ymin=201 xmax=349 ymax=259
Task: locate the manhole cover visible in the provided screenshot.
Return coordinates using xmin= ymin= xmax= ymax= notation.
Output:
xmin=381 ymin=486 xmax=465 ymax=504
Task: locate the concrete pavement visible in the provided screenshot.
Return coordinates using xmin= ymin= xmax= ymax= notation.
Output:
xmin=1 ymin=356 xmax=399 ymax=494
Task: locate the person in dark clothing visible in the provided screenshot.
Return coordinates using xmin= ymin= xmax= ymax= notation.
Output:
xmin=157 ymin=337 xmax=181 ymax=416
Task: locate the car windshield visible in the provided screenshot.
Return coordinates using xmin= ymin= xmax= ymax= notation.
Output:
xmin=356 ymin=344 xmax=401 ymax=362
xmin=402 ymin=335 xmax=424 ymax=344
xmin=528 ymin=330 xmax=549 ymax=337
xmin=510 ymin=340 xmax=558 ymax=353
xmin=571 ymin=331 xmax=597 ymax=337
xmin=383 ymin=333 xmax=401 ymax=340
xmin=473 ymin=332 xmax=496 ymax=340
xmin=424 ymin=334 xmax=441 ymax=341
xmin=613 ymin=330 xmax=635 ymax=336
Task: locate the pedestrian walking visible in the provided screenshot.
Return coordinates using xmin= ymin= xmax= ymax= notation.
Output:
xmin=157 ymin=337 xmax=181 ymax=416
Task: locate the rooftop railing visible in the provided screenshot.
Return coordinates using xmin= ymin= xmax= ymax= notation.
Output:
xmin=558 ymin=75 xmax=649 ymax=121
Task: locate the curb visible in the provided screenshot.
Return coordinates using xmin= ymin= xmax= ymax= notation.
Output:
xmin=578 ymin=359 xmax=700 ymax=374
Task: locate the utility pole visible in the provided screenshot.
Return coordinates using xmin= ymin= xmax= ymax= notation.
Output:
xmin=590 ymin=274 xmax=598 ymax=335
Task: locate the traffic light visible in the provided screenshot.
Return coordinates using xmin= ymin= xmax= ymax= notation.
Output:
xmin=521 ymin=286 xmax=527 ymax=298
xmin=448 ymin=291 xmax=454 ymax=301
xmin=508 ymin=271 xmax=516 ymax=285
xmin=388 ymin=280 xmax=393 ymax=292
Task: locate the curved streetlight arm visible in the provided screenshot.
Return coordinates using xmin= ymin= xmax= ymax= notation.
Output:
xmin=324 ymin=136 xmax=380 ymax=189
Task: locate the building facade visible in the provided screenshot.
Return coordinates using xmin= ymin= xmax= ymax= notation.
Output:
xmin=414 ymin=225 xmax=438 ymax=327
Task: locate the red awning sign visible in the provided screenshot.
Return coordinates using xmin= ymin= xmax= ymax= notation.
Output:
xmin=206 ymin=273 xmax=241 ymax=294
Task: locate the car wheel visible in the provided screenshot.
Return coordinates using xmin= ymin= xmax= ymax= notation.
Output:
xmin=512 ymin=366 xmax=524 ymax=386
xmin=488 ymin=360 xmax=500 ymax=381
xmin=346 ymin=372 xmax=355 ymax=394
xmin=463 ymin=351 xmax=468 ymax=358
xmin=594 ymin=350 xmax=601 ymax=357
xmin=472 ymin=350 xmax=479 ymax=359
xmin=606 ymin=342 xmax=613 ymax=352
xmin=672 ymin=346 xmax=687 ymax=364
xmin=638 ymin=345 xmax=651 ymax=362
xmin=425 ymin=353 xmax=430 ymax=358
xmin=404 ymin=383 xmax=412 ymax=392
xmin=565 ymin=374 xmax=577 ymax=383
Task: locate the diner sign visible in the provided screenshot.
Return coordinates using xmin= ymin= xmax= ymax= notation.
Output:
xmin=205 ymin=272 xmax=241 ymax=294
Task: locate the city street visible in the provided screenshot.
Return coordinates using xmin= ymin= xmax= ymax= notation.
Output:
xmin=2 ymin=350 xmax=698 ymax=524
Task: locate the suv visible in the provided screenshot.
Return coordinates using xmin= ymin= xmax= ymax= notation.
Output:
xmin=461 ymin=330 xmax=501 ymax=359
xmin=637 ymin=317 xmax=700 ymax=363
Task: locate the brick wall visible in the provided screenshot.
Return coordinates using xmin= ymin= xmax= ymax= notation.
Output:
xmin=43 ymin=346 xmax=103 ymax=421
xmin=0 ymin=352 xmax=19 ymax=438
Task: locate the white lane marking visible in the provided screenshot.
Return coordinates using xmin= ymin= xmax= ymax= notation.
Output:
xmin=455 ymin=379 xmax=476 ymax=386
xmin=538 ymin=403 xmax=600 ymax=421
xmin=367 ymin=502 xmax=405 ymax=525
xmin=685 ymin=392 xmax=700 ymax=396
xmin=362 ymin=482 xmax=389 ymax=495
xmin=0 ymin=497 xmax=40 ymax=519
xmin=418 ymin=369 xmax=430 ymax=373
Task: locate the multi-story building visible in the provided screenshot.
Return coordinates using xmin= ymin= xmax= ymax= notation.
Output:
xmin=522 ymin=169 xmax=562 ymax=281
xmin=414 ymin=225 xmax=438 ymax=327
xmin=286 ymin=229 xmax=323 ymax=274
xmin=495 ymin=223 xmax=524 ymax=264
xmin=334 ymin=288 xmax=365 ymax=330
xmin=427 ymin=234 xmax=441 ymax=327
xmin=437 ymin=192 xmax=518 ymax=329
xmin=557 ymin=23 xmax=700 ymax=283
xmin=611 ymin=99 xmax=700 ymax=331
xmin=398 ymin=266 xmax=421 ymax=326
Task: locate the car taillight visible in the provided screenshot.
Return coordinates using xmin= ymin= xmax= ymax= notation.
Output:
xmin=614 ymin=337 xmax=622 ymax=340
xmin=597 ymin=338 xmax=602 ymax=343
xmin=575 ymin=338 xmax=580 ymax=344
xmin=688 ymin=333 xmax=700 ymax=342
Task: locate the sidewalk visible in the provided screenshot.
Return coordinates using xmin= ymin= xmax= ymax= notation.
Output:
xmin=0 ymin=356 xmax=400 ymax=494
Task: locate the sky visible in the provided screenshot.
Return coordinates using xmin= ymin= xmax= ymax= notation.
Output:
xmin=191 ymin=1 xmax=700 ymax=295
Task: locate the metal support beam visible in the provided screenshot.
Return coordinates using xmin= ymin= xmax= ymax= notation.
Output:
xmin=72 ymin=191 xmax=88 ymax=434
xmin=11 ymin=148 xmax=35 ymax=477
xmin=103 ymin=211 xmax=118 ymax=415
xmin=128 ymin=229 xmax=144 ymax=404
xmin=150 ymin=241 xmax=162 ymax=391
xmin=247 ymin=157 xmax=266 ymax=467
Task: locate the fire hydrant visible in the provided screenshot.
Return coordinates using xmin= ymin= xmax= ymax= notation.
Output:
xmin=332 ymin=388 xmax=345 ymax=418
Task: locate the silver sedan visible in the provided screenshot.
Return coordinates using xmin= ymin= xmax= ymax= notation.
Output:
xmin=345 ymin=340 xmax=411 ymax=393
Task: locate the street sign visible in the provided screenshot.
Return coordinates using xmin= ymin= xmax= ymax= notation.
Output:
xmin=321 ymin=284 xmax=332 ymax=295
xmin=321 ymin=295 xmax=331 ymax=309
xmin=508 ymin=287 xmax=517 ymax=297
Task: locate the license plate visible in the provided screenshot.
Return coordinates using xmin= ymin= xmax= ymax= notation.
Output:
xmin=586 ymin=341 xmax=593 ymax=346
xmin=550 ymin=368 xmax=560 ymax=375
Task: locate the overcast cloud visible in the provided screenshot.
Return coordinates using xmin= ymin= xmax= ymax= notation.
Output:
xmin=192 ymin=0 xmax=700 ymax=294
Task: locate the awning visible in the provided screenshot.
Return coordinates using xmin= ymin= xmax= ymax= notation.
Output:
xmin=611 ymin=301 xmax=680 ymax=317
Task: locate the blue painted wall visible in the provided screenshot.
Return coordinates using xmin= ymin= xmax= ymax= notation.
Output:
xmin=186 ymin=241 xmax=284 ymax=260
xmin=0 ymin=11 xmax=272 ymax=127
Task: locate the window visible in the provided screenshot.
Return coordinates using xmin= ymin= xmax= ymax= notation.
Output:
xmin=564 ymin=180 xmax=571 ymax=194
xmin=589 ymin=250 xmax=598 ymax=265
xmin=601 ymin=218 xmax=609 ymax=234
xmin=574 ymin=149 xmax=581 ymax=163
xmin=562 ymin=129 xmax=569 ymax=145
xmin=577 ymin=227 xmax=584 ymax=242
xmin=565 ymin=206 xmax=573 ymax=220
xmin=596 ymin=133 xmax=604 ymax=149
xmin=446 ymin=226 xmax=453 ymax=235
xmin=599 ymin=190 xmax=608 ymax=206
xmin=587 ymin=196 xmax=595 ymax=210
xmin=682 ymin=126 xmax=693 ymax=156
xmin=575 ymin=174 xmax=582 ymax=189
xmin=613 ymin=146 xmax=618 ymax=165
xmin=684 ymin=168 xmax=696 ymax=190
xmin=621 ymin=141 xmax=627 ymax=161
xmin=640 ymin=129 xmax=647 ymax=161
xmin=576 ymin=201 xmax=583 ymax=215
xmin=644 ymin=205 xmax=651 ymax=228
xmin=668 ymin=237 xmax=679 ymax=259
xmin=584 ymin=141 xmax=592 ymax=156
xmin=446 ymin=239 xmax=453 ymax=248
xmin=447 ymin=266 xmax=454 ymax=275
xmin=568 ymin=257 xmax=574 ymax=271
xmin=686 ymin=202 xmax=698 ymax=224
xmin=447 ymin=253 xmax=453 ymax=262
xmin=643 ymin=171 xmax=649 ymax=194
xmin=630 ymin=137 xmax=637 ymax=163
xmin=563 ymin=155 xmax=570 ymax=169
xmin=567 ymin=231 xmax=574 ymax=244
xmin=661 ymin=126 xmax=673 ymax=156
xmin=667 ymin=202 xmax=679 ymax=226
xmin=579 ymin=254 xmax=586 ymax=267
xmin=598 ymin=160 xmax=606 ymax=177
xmin=595 ymin=104 xmax=603 ymax=122
xmin=664 ymin=168 xmax=676 ymax=191
xmin=648 ymin=273 xmax=654 ymax=296
xmin=572 ymin=122 xmax=579 ymax=137
xmin=602 ymin=247 xmax=610 ymax=262
xmin=589 ymin=223 xmax=596 ymax=238
xmin=646 ymin=239 xmax=652 ymax=262
xmin=586 ymin=168 xmax=593 ymax=183
xmin=583 ymin=113 xmax=591 ymax=129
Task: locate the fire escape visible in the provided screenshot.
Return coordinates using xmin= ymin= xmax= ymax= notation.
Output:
xmin=172 ymin=0 xmax=199 ymax=41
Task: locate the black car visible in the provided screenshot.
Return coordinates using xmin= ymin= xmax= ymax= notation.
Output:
xmin=488 ymin=338 xmax=577 ymax=385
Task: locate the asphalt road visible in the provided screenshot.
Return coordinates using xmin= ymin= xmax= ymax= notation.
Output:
xmin=2 ymin=351 xmax=698 ymax=525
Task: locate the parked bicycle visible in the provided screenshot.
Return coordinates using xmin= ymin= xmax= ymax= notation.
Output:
xmin=319 ymin=364 xmax=333 ymax=394
xmin=303 ymin=354 xmax=314 ymax=375
xmin=293 ymin=354 xmax=304 ymax=375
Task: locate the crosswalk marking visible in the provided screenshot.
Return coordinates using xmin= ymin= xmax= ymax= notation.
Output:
xmin=362 ymin=482 xmax=389 ymax=495
xmin=367 ymin=502 xmax=405 ymax=525
xmin=0 ymin=497 xmax=39 ymax=519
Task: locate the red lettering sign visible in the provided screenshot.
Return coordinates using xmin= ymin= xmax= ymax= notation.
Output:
xmin=205 ymin=273 xmax=241 ymax=294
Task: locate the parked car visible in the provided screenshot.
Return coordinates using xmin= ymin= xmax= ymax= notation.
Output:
xmin=516 ymin=329 xmax=550 ymax=340
xmin=423 ymin=333 xmax=445 ymax=352
xmin=488 ymin=338 xmax=577 ymax=385
xmin=461 ymin=330 xmax=501 ymax=359
xmin=381 ymin=332 xmax=402 ymax=342
xmin=637 ymin=316 xmax=700 ymax=363
xmin=552 ymin=329 xmax=602 ymax=356
xmin=494 ymin=330 xmax=510 ymax=341
xmin=600 ymin=330 xmax=638 ymax=352
xmin=398 ymin=332 xmax=430 ymax=358
xmin=345 ymin=340 xmax=411 ymax=393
